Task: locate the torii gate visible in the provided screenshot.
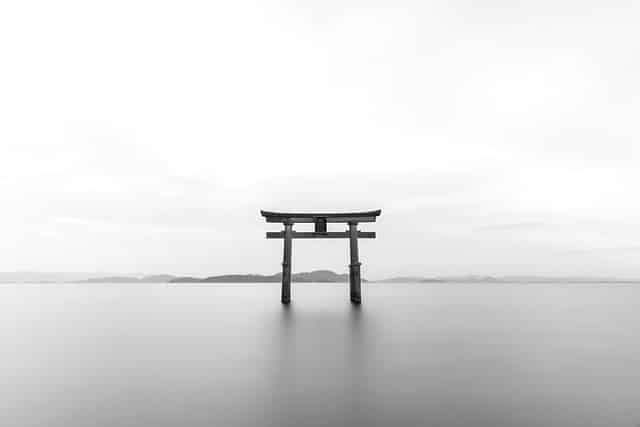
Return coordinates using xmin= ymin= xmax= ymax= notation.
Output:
xmin=261 ymin=210 xmax=381 ymax=304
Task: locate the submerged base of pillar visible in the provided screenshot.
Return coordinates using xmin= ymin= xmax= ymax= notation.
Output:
xmin=281 ymin=282 xmax=291 ymax=304
xmin=349 ymin=263 xmax=362 ymax=304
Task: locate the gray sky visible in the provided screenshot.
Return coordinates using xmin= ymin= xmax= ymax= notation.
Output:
xmin=1 ymin=0 xmax=639 ymax=278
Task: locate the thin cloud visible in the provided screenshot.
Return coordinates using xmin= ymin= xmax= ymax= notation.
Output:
xmin=476 ymin=221 xmax=546 ymax=231
xmin=564 ymin=245 xmax=640 ymax=255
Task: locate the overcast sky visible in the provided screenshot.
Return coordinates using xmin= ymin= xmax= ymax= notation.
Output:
xmin=1 ymin=0 xmax=639 ymax=278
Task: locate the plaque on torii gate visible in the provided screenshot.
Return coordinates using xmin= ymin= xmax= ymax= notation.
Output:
xmin=261 ymin=209 xmax=381 ymax=304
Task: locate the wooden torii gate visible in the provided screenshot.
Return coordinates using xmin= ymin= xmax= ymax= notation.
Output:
xmin=261 ymin=210 xmax=381 ymax=304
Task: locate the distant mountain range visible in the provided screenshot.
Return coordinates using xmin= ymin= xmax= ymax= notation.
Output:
xmin=170 ymin=270 xmax=353 ymax=283
xmin=2 ymin=271 xmax=640 ymax=284
xmin=376 ymin=275 xmax=640 ymax=284
xmin=0 ymin=270 xmax=353 ymax=283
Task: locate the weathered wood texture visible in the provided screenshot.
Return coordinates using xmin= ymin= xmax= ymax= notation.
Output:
xmin=281 ymin=223 xmax=293 ymax=304
xmin=265 ymin=216 xmax=378 ymax=224
xmin=348 ymin=223 xmax=362 ymax=304
xmin=266 ymin=231 xmax=376 ymax=239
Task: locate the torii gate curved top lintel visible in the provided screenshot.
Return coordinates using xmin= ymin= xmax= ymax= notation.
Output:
xmin=261 ymin=209 xmax=381 ymax=304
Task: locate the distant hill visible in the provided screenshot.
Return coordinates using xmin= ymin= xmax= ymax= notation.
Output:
xmin=290 ymin=270 xmax=352 ymax=282
xmin=138 ymin=274 xmax=177 ymax=283
xmin=0 ymin=272 xmax=180 ymax=284
xmin=0 ymin=271 xmax=113 ymax=283
xmin=80 ymin=274 xmax=179 ymax=284
xmin=169 ymin=276 xmax=202 ymax=283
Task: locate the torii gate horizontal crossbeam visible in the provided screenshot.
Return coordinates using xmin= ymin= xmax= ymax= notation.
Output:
xmin=266 ymin=231 xmax=376 ymax=239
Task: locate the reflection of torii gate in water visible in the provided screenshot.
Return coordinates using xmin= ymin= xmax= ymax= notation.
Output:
xmin=261 ymin=210 xmax=381 ymax=304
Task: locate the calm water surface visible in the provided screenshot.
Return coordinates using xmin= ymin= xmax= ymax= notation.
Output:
xmin=1 ymin=283 xmax=639 ymax=427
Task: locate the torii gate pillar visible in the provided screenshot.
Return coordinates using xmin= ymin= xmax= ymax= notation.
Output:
xmin=261 ymin=210 xmax=381 ymax=304
xmin=348 ymin=222 xmax=362 ymax=304
xmin=281 ymin=221 xmax=293 ymax=304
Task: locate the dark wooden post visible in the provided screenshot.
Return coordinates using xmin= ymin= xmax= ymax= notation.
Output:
xmin=348 ymin=222 xmax=362 ymax=304
xmin=281 ymin=221 xmax=293 ymax=304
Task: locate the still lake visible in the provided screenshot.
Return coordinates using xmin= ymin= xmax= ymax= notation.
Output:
xmin=1 ymin=283 xmax=639 ymax=427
